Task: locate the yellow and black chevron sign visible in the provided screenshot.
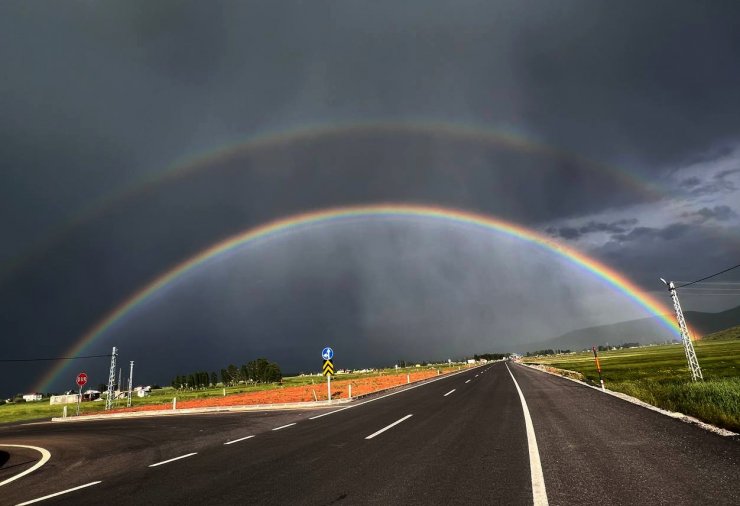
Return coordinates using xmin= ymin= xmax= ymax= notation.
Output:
xmin=322 ymin=359 xmax=334 ymax=376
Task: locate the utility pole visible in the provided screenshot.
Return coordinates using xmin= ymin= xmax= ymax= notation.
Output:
xmin=105 ymin=347 xmax=117 ymax=410
xmin=661 ymin=278 xmax=703 ymax=381
xmin=127 ymin=361 xmax=134 ymax=407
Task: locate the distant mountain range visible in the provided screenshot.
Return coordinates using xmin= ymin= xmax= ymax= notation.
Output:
xmin=522 ymin=304 xmax=740 ymax=352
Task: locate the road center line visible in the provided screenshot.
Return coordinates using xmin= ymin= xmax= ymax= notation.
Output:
xmin=0 ymin=444 xmax=51 ymax=487
xmin=272 ymin=423 xmax=296 ymax=431
xmin=16 ymin=481 xmax=101 ymax=505
xmin=506 ymin=364 xmax=548 ymax=506
xmin=443 ymin=389 xmax=456 ymax=397
xmin=309 ymin=366 xmax=482 ymax=420
xmin=148 ymin=453 xmax=197 ymax=467
xmin=224 ymin=435 xmax=255 ymax=445
xmin=365 ymin=414 xmax=413 ymax=440
xmin=465 ymin=379 xmax=471 ymax=384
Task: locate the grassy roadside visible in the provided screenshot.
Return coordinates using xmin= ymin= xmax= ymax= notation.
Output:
xmin=522 ymin=339 xmax=740 ymax=432
xmin=0 ymin=364 xmax=461 ymax=425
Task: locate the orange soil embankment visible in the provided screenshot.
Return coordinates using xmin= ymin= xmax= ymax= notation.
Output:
xmin=109 ymin=368 xmax=459 ymax=414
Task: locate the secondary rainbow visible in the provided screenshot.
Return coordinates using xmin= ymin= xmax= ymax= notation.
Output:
xmin=2 ymin=119 xmax=661 ymax=282
xmin=34 ymin=204 xmax=679 ymax=391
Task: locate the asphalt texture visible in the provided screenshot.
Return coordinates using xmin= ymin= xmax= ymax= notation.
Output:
xmin=0 ymin=362 xmax=738 ymax=505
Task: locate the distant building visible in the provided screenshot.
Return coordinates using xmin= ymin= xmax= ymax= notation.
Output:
xmin=82 ymin=390 xmax=101 ymax=401
xmin=22 ymin=393 xmax=43 ymax=402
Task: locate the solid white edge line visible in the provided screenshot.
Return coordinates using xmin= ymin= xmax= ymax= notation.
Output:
xmin=15 ymin=481 xmax=101 ymax=505
xmin=148 ymin=452 xmax=198 ymax=467
xmin=443 ymin=389 xmax=456 ymax=397
xmin=506 ymin=363 xmax=548 ymax=506
xmin=365 ymin=414 xmax=413 ymax=440
xmin=0 ymin=445 xmax=51 ymax=487
xmin=224 ymin=435 xmax=255 ymax=445
xmin=308 ymin=364 xmax=486 ymax=420
xmin=272 ymin=422 xmax=296 ymax=431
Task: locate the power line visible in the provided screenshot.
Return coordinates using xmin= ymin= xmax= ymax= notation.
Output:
xmin=675 ymin=281 xmax=740 ymax=286
xmin=0 ymin=353 xmax=112 ymax=363
xmin=678 ymin=287 xmax=740 ymax=291
xmin=677 ymin=263 xmax=740 ymax=288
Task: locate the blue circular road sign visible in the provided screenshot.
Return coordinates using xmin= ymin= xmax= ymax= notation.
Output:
xmin=321 ymin=347 xmax=334 ymax=360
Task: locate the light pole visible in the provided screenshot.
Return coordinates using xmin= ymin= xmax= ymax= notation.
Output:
xmin=660 ymin=278 xmax=703 ymax=381
xmin=127 ymin=361 xmax=134 ymax=407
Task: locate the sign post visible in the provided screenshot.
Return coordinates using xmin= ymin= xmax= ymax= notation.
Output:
xmin=322 ymin=347 xmax=334 ymax=402
xmin=76 ymin=372 xmax=88 ymax=416
xmin=591 ymin=347 xmax=605 ymax=392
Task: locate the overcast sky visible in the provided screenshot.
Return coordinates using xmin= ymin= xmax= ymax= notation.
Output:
xmin=1 ymin=1 xmax=739 ymax=396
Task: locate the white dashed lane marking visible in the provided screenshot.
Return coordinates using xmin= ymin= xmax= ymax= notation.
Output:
xmin=149 ymin=453 xmax=198 ymax=468
xmin=365 ymin=414 xmax=413 ymax=440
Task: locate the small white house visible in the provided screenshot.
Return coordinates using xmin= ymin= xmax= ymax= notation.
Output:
xmin=22 ymin=393 xmax=43 ymax=402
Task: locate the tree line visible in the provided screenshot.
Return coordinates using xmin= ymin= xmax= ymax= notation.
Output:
xmin=171 ymin=358 xmax=282 ymax=389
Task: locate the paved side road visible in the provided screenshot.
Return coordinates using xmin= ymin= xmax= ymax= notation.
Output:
xmin=1 ymin=362 xmax=738 ymax=505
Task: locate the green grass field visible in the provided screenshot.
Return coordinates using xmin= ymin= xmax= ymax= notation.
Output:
xmin=523 ymin=339 xmax=740 ymax=431
xmin=0 ymin=364 xmax=458 ymax=425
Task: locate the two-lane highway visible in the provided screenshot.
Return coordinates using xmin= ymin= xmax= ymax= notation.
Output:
xmin=1 ymin=362 xmax=738 ymax=505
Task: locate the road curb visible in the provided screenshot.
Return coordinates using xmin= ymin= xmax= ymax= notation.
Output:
xmin=516 ymin=362 xmax=738 ymax=438
xmin=50 ymin=399 xmax=352 ymax=423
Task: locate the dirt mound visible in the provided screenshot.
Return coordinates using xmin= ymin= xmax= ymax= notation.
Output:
xmin=110 ymin=369 xmax=454 ymax=414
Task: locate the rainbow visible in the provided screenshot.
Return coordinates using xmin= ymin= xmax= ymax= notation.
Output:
xmin=34 ymin=204 xmax=679 ymax=391
xmin=2 ymin=120 xmax=661 ymax=282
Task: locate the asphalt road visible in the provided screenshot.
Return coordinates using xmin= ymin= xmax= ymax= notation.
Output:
xmin=1 ymin=362 xmax=738 ymax=505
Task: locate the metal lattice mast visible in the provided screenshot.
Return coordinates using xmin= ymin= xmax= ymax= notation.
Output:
xmin=661 ymin=279 xmax=703 ymax=381
xmin=105 ymin=346 xmax=118 ymax=410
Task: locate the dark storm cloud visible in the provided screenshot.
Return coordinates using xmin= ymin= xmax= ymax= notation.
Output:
xmin=688 ymin=178 xmax=737 ymax=197
xmin=610 ymin=223 xmax=691 ymax=243
xmin=679 ymin=164 xmax=740 ymax=198
xmin=679 ymin=177 xmax=702 ymax=189
xmin=2 ymin=0 xmax=740 ymax=245
xmin=597 ymin=223 xmax=740 ymax=298
xmin=2 ymin=1 xmax=740 ymax=396
xmin=546 ymin=218 xmax=639 ymax=240
xmin=682 ymin=205 xmax=737 ymax=223
xmin=714 ymin=168 xmax=740 ymax=180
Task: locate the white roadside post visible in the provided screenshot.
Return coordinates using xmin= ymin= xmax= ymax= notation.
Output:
xmin=349 ymin=384 xmax=352 ymax=399
xmin=172 ymin=397 xmax=177 ymax=410
xmin=63 ymin=405 xmax=67 ymax=418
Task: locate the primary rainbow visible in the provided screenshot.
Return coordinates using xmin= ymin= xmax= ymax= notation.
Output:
xmin=34 ymin=204 xmax=679 ymax=391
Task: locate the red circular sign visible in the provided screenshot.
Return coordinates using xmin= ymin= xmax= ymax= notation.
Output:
xmin=76 ymin=372 xmax=88 ymax=387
